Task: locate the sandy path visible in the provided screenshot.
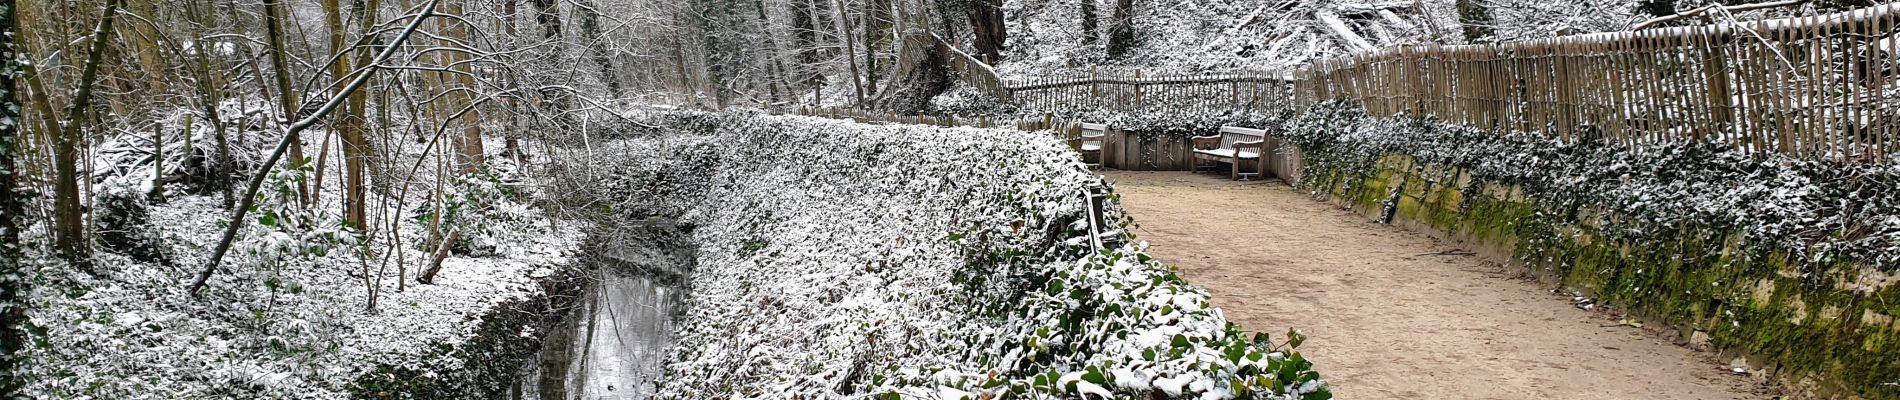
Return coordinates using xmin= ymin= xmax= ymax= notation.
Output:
xmin=1105 ymin=171 xmax=1769 ymax=400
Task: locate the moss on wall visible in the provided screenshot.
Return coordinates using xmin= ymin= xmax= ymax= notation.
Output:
xmin=1283 ymin=102 xmax=1900 ymax=398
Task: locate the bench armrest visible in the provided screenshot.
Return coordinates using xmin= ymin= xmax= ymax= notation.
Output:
xmin=1233 ymin=140 xmax=1266 ymax=149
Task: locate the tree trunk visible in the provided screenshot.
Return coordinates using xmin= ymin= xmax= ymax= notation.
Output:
xmin=790 ymin=0 xmax=821 ymax=94
xmin=185 ymin=0 xmax=235 ymax=209
xmin=694 ymin=0 xmax=731 ymax=108
xmin=575 ymin=0 xmax=622 ymax=98
xmin=1081 ymin=0 xmax=1097 ymax=46
xmin=499 ymin=0 xmax=522 ymax=158
xmin=834 ymin=0 xmax=864 ymax=104
xmin=1455 ymin=0 xmax=1494 ymax=43
xmin=262 ymin=0 xmax=305 ymax=199
xmin=862 ymin=0 xmax=889 ymax=94
xmin=324 ymin=0 xmax=370 ymax=229
xmin=349 ymin=0 xmax=380 ymax=224
xmin=55 ymin=0 xmax=125 ymax=267
xmin=752 ymin=0 xmax=790 ymax=102
xmin=442 ymin=0 xmax=483 ymax=172
xmin=967 ymin=0 xmax=1005 ymax=64
xmin=867 ymin=25 xmax=948 ymax=113
xmin=417 ymin=227 xmax=459 ymax=284
xmin=1105 ymin=0 xmax=1134 ymax=58
xmin=127 ymin=0 xmax=167 ymax=95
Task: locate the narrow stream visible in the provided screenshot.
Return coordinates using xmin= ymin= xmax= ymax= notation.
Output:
xmin=517 ymin=219 xmax=693 ymax=400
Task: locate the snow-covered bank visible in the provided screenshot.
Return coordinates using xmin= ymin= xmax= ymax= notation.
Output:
xmin=570 ymin=112 xmax=1330 ymax=399
xmin=19 ymin=118 xmax=587 ymax=398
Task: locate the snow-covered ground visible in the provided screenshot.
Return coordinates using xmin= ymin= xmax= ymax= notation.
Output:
xmin=18 ymin=100 xmax=586 ymax=398
xmin=568 ymin=112 xmax=1331 ymax=399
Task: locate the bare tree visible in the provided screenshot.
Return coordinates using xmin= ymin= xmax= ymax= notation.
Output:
xmin=54 ymin=0 xmax=126 ymax=267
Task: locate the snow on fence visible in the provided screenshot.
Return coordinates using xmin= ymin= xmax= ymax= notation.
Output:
xmin=1293 ymin=3 xmax=1900 ymax=162
xmin=1002 ymin=70 xmax=1299 ymax=115
xmin=788 ymin=105 xmax=1065 ymax=130
xmin=937 ymin=33 xmax=1297 ymax=115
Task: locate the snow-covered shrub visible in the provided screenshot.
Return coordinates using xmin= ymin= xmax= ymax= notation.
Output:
xmin=422 ymin=168 xmax=544 ymax=257
xmin=583 ymin=112 xmax=1329 ymax=399
xmin=92 ymin=178 xmax=171 ymax=265
xmin=240 ymin=167 xmax=357 ymax=269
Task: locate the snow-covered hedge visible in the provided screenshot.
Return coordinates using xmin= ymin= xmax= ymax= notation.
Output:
xmin=1281 ymin=101 xmax=1900 ymax=396
xmin=578 ymin=112 xmax=1330 ymax=399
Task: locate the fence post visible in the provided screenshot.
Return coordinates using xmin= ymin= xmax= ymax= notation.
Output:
xmin=1135 ymin=69 xmax=1145 ymax=108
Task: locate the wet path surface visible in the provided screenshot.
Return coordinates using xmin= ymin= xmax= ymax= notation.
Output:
xmin=1107 ymin=171 xmax=1770 ymax=400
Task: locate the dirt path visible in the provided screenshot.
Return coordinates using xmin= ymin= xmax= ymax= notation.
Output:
xmin=1106 ymin=171 xmax=1770 ymax=400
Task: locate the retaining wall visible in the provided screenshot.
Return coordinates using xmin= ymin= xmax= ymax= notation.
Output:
xmin=1265 ymin=146 xmax=1900 ymax=399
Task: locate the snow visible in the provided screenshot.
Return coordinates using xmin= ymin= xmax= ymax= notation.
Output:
xmin=19 ymin=106 xmax=585 ymax=398
xmin=565 ymin=111 xmax=1329 ymax=399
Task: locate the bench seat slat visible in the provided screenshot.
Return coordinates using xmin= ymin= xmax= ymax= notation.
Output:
xmin=1192 ymin=148 xmax=1261 ymax=159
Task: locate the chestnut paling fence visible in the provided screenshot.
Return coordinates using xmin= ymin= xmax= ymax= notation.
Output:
xmin=817 ymin=3 xmax=1900 ymax=162
xmin=1293 ymin=3 xmax=1900 ymax=161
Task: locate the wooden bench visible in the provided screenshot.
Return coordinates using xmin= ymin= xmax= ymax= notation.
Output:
xmin=1073 ymin=122 xmax=1108 ymax=168
xmin=1191 ymin=126 xmax=1268 ymax=180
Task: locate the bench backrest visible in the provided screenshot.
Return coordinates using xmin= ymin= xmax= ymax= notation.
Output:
xmin=1217 ymin=126 xmax=1266 ymax=149
xmin=1078 ymin=122 xmax=1109 ymax=138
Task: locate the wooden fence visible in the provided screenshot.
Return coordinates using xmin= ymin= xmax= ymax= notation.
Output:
xmin=1293 ymin=3 xmax=1900 ymax=161
xmin=937 ymin=34 xmax=1297 ymax=114
xmin=1003 ymin=71 xmax=1297 ymax=115
xmin=786 ymin=105 xmax=1069 ymax=132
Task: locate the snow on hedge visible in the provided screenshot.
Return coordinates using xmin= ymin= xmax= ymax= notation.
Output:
xmin=582 ymin=112 xmax=1329 ymax=399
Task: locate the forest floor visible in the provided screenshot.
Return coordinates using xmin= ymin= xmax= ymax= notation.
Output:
xmin=1105 ymin=171 xmax=1775 ymax=399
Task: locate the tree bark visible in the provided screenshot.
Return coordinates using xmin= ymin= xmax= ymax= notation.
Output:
xmin=263 ymin=0 xmax=305 ymax=199
xmin=752 ymin=0 xmax=790 ymax=102
xmin=868 ymin=27 xmax=948 ymax=113
xmin=835 ymin=0 xmax=864 ymax=104
xmin=417 ymin=227 xmax=459 ymax=284
xmin=184 ymin=0 xmax=235 ymax=209
xmin=1105 ymin=0 xmax=1134 ymax=58
xmin=1081 ymin=0 xmax=1097 ymax=46
xmin=127 ymin=0 xmax=167 ymax=95
xmin=576 ymin=0 xmax=622 ymax=97
xmin=862 ymin=0 xmax=889 ymax=94
xmin=790 ymin=0 xmax=821 ymax=93
xmin=1455 ymin=0 xmax=1494 ymax=43
xmin=966 ymin=0 xmax=1005 ymax=64
xmin=441 ymin=0 xmax=483 ymax=172
xmin=55 ymin=0 xmax=126 ymax=267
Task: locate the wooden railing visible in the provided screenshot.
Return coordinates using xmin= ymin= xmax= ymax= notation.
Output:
xmin=938 ymin=34 xmax=1013 ymax=101
xmin=1293 ymin=3 xmax=1900 ymax=161
xmin=1002 ymin=71 xmax=1297 ymax=114
xmin=786 ymin=105 xmax=1071 ymax=132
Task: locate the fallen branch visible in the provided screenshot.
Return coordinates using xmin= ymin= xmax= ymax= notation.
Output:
xmin=416 ymin=227 xmax=460 ymax=284
xmin=1631 ymin=0 xmax=1806 ymax=30
xmin=188 ymin=0 xmax=443 ymax=297
xmin=1316 ymin=10 xmax=1377 ymax=52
